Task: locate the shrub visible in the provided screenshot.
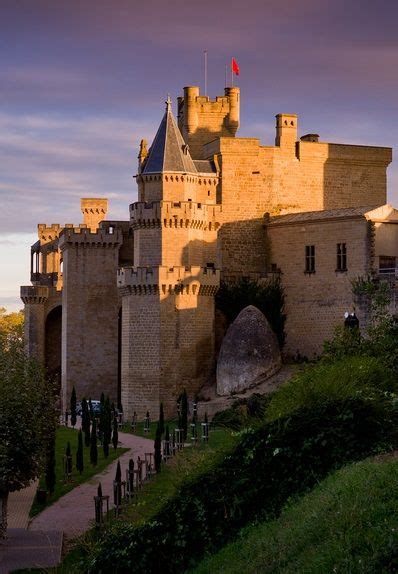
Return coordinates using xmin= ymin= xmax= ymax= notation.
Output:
xmin=213 ymin=394 xmax=271 ymax=430
xmin=90 ymin=418 xmax=98 ymax=466
xmin=87 ymin=394 xmax=398 ymax=573
xmin=266 ymin=355 xmax=396 ymax=423
xmin=70 ymin=387 xmax=77 ymax=428
xmin=76 ymin=430 xmax=84 ymax=475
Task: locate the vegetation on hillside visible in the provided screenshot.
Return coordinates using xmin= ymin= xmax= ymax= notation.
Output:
xmin=85 ymin=386 xmax=398 ymax=572
xmin=191 ymin=455 xmax=398 ymax=574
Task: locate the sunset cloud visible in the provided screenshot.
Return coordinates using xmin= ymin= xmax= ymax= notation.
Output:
xmin=1 ymin=0 xmax=398 ymax=309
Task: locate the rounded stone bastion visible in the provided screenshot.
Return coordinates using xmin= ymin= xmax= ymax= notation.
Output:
xmin=216 ymin=305 xmax=282 ymax=396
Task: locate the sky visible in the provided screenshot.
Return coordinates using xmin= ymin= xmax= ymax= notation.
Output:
xmin=1 ymin=0 xmax=398 ymax=311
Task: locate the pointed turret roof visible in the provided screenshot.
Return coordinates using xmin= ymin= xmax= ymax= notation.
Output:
xmin=142 ymin=97 xmax=197 ymax=175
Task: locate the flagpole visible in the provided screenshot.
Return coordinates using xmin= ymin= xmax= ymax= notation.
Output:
xmin=231 ymin=57 xmax=234 ymax=88
xmin=225 ymin=64 xmax=227 ymax=89
xmin=204 ymin=50 xmax=208 ymax=96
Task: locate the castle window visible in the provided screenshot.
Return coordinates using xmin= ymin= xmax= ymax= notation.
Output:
xmin=305 ymin=245 xmax=315 ymax=273
xmin=379 ymin=255 xmax=396 ymax=275
xmin=336 ymin=243 xmax=347 ymax=271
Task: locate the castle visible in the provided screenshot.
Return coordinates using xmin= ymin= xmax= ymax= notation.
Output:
xmin=21 ymin=85 xmax=398 ymax=418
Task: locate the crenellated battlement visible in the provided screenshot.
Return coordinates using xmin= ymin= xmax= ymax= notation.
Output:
xmin=129 ymin=200 xmax=222 ymax=230
xmin=117 ymin=265 xmax=220 ymax=296
xmin=38 ymin=223 xmax=62 ymax=243
xmin=136 ymin=172 xmax=218 ymax=185
xmin=20 ymin=285 xmax=49 ymax=304
xmin=58 ymin=227 xmax=122 ymax=250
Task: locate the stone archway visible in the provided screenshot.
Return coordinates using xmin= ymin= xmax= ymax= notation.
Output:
xmin=45 ymin=305 xmax=62 ymax=393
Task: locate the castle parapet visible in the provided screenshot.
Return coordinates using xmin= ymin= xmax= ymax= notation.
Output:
xmin=38 ymin=224 xmax=62 ymax=243
xmin=58 ymin=227 xmax=122 ymax=250
xmin=117 ymin=265 xmax=220 ymax=296
xmin=129 ymin=201 xmax=222 ymax=230
xmin=20 ymin=285 xmax=49 ymax=305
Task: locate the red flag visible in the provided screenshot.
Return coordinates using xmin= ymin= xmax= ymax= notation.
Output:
xmin=231 ymin=57 xmax=240 ymax=76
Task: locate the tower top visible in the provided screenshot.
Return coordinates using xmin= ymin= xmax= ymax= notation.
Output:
xmin=142 ymin=97 xmax=197 ymax=175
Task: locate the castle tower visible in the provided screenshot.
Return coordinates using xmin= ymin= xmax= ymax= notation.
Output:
xmin=81 ymin=198 xmax=108 ymax=232
xmin=120 ymin=98 xmax=221 ymax=418
xmin=59 ymin=226 xmax=122 ymax=409
xmin=177 ymin=86 xmax=240 ymax=159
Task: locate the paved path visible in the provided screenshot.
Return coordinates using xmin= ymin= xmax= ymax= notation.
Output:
xmin=0 ymin=529 xmax=62 ymax=574
xmin=30 ymin=431 xmax=154 ymax=539
xmin=7 ymin=479 xmax=38 ymax=529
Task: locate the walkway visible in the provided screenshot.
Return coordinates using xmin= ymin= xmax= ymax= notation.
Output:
xmin=7 ymin=479 xmax=38 ymax=529
xmin=30 ymin=431 xmax=153 ymax=539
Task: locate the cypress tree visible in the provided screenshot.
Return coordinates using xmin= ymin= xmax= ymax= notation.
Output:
xmin=112 ymin=414 xmax=119 ymax=450
xmin=66 ymin=441 xmax=73 ymax=475
xmin=165 ymin=425 xmax=170 ymax=458
xmin=90 ymin=417 xmax=98 ymax=466
xmin=82 ymin=398 xmax=91 ymax=447
xmin=98 ymin=397 xmax=105 ymax=445
xmin=45 ymin=432 xmax=56 ymax=495
xmin=159 ymin=402 xmax=165 ymax=435
xmin=70 ymin=386 xmax=77 ymax=428
xmin=115 ymin=460 xmax=122 ymax=483
xmin=181 ymin=389 xmax=188 ymax=440
xmin=128 ymin=458 xmax=134 ymax=493
xmin=114 ymin=460 xmax=122 ymax=507
xmin=88 ymin=398 xmax=94 ymax=421
xmin=102 ymin=397 xmax=111 ymax=458
xmin=76 ymin=429 xmax=84 ymax=474
xmin=154 ymin=422 xmax=162 ymax=473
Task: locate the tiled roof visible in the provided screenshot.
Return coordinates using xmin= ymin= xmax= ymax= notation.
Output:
xmin=268 ymin=205 xmax=382 ymax=226
xmin=142 ymin=98 xmax=197 ymax=174
xmin=194 ymin=159 xmax=217 ymax=174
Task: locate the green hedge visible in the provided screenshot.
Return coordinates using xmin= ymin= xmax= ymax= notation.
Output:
xmin=86 ymin=394 xmax=398 ymax=573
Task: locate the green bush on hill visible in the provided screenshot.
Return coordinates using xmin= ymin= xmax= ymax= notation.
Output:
xmin=86 ymin=393 xmax=398 ymax=573
xmin=191 ymin=455 xmax=398 ymax=574
xmin=266 ymin=355 xmax=396 ymax=423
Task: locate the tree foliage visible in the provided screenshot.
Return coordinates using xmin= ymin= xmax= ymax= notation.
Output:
xmin=154 ymin=422 xmax=162 ymax=474
xmin=90 ymin=418 xmax=98 ymax=466
xmin=0 ymin=315 xmax=56 ymax=536
xmin=76 ymin=430 xmax=84 ymax=474
xmin=81 ymin=398 xmax=91 ymax=447
xmin=70 ymin=386 xmax=77 ymax=428
xmin=159 ymin=402 xmax=165 ymax=435
xmin=215 ymin=277 xmax=286 ymax=348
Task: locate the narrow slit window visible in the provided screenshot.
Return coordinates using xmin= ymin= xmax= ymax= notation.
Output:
xmin=305 ymin=245 xmax=315 ymax=273
xmin=336 ymin=243 xmax=347 ymax=271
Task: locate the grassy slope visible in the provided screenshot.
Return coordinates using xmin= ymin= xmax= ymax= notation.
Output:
xmin=191 ymin=455 xmax=398 ymax=574
xmin=119 ymin=427 xmax=236 ymax=526
xmin=30 ymin=426 xmax=127 ymax=517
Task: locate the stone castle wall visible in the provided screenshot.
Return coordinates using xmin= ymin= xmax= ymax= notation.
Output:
xmin=59 ymin=228 xmax=122 ymax=407
xmin=267 ymin=217 xmax=372 ymax=357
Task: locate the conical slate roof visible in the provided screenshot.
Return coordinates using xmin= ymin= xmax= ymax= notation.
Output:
xmin=142 ymin=97 xmax=197 ymax=175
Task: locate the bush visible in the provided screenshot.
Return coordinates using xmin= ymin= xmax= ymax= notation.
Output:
xmin=266 ymin=355 xmax=396 ymax=423
xmin=213 ymin=394 xmax=271 ymax=430
xmin=87 ymin=393 xmax=398 ymax=573
xmin=216 ymin=277 xmax=286 ymax=348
